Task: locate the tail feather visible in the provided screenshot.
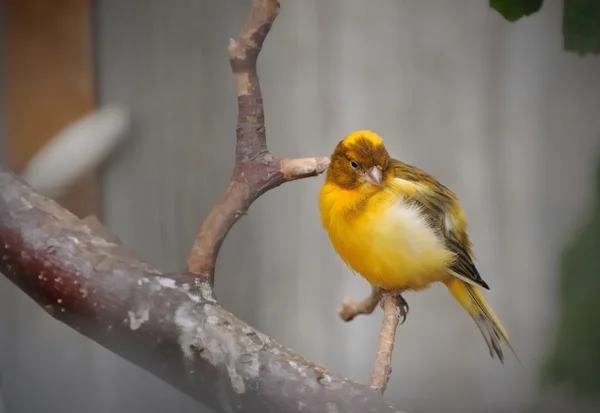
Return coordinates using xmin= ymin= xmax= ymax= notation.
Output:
xmin=445 ymin=277 xmax=518 ymax=364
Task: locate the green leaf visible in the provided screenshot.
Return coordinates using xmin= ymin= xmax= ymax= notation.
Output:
xmin=490 ymin=0 xmax=544 ymax=22
xmin=564 ymin=0 xmax=600 ymax=55
xmin=542 ymin=146 xmax=600 ymax=399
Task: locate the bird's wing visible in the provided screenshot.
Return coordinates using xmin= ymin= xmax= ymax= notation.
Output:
xmin=390 ymin=160 xmax=490 ymax=290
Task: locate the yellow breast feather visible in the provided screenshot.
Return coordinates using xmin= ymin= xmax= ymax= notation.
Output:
xmin=319 ymin=180 xmax=455 ymax=290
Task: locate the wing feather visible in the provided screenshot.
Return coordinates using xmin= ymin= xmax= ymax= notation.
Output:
xmin=390 ymin=159 xmax=490 ymax=290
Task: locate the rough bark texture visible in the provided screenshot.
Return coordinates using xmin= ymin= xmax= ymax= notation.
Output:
xmin=0 ymin=167 xmax=405 ymax=413
xmin=369 ymin=293 xmax=403 ymax=394
xmin=186 ymin=0 xmax=328 ymax=283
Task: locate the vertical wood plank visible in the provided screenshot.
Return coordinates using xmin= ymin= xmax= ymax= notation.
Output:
xmin=4 ymin=0 xmax=97 ymax=217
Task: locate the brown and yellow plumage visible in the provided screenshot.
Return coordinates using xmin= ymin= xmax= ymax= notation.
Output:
xmin=319 ymin=130 xmax=516 ymax=362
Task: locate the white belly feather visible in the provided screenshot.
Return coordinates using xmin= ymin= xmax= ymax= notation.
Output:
xmin=347 ymin=187 xmax=455 ymax=290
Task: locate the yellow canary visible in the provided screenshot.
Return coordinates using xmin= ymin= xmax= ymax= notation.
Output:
xmin=319 ymin=130 xmax=514 ymax=362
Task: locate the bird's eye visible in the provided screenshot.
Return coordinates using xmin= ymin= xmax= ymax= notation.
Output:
xmin=350 ymin=160 xmax=359 ymax=169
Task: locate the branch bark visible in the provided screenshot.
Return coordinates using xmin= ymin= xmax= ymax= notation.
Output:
xmin=0 ymin=167 xmax=405 ymax=413
xmin=186 ymin=0 xmax=329 ymax=285
xmin=369 ymin=293 xmax=404 ymax=394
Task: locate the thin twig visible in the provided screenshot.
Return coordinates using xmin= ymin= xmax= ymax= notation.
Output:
xmin=186 ymin=0 xmax=329 ymax=284
xmin=338 ymin=285 xmax=382 ymax=322
xmin=369 ymin=292 xmax=403 ymax=394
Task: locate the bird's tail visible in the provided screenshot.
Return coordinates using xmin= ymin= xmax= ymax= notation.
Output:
xmin=444 ymin=277 xmax=517 ymax=364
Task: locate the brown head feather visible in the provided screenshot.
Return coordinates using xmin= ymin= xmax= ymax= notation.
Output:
xmin=326 ymin=130 xmax=392 ymax=189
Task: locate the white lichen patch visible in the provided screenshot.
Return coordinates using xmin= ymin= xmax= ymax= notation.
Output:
xmin=174 ymin=305 xmax=197 ymax=360
xmin=146 ymin=276 xmax=202 ymax=303
xmin=228 ymin=365 xmax=246 ymax=393
xmin=67 ymin=236 xmax=81 ymax=245
xmin=155 ymin=276 xmax=176 ymax=288
xmin=197 ymin=281 xmax=216 ymax=303
xmin=326 ymin=402 xmax=340 ymax=413
xmin=320 ymin=374 xmax=332 ymax=384
xmin=128 ymin=307 xmax=150 ymax=330
xmin=287 ymin=360 xmax=310 ymax=378
xmin=20 ymin=197 xmax=33 ymax=209
xmin=173 ymin=302 xmax=262 ymax=394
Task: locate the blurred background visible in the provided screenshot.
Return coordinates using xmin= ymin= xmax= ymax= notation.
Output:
xmin=1 ymin=0 xmax=600 ymax=413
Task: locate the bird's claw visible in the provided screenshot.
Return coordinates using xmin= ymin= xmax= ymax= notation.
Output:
xmin=381 ymin=290 xmax=409 ymax=324
xmin=396 ymin=294 xmax=409 ymax=325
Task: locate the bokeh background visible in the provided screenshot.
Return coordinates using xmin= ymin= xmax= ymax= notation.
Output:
xmin=1 ymin=1 xmax=600 ymax=413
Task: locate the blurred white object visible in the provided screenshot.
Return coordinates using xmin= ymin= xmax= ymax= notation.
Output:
xmin=20 ymin=104 xmax=130 ymax=199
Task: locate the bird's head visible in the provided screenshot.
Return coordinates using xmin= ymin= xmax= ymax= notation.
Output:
xmin=326 ymin=130 xmax=392 ymax=189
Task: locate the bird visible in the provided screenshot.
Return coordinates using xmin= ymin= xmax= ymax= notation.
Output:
xmin=319 ymin=130 xmax=515 ymax=362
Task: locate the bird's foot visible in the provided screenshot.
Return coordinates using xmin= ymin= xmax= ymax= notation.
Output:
xmin=381 ymin=290 xmax=409 ymax=325
xmin=337 ymin=286 xmax=382 ymax=322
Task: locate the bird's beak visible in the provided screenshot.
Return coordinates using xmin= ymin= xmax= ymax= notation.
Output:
xmin=364 ymin=166 xmax=382 ymax=186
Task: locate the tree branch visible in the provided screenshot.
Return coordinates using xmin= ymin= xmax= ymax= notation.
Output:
xmin=186 ymin=0 xmax=329 ymax=284
xmin=369 ymin=293 xmax=404 ymax=394
xmin=0 ymin=167 xmax=405 ymax=413
xmin=341 ymin=288 xmax=408 ymax=395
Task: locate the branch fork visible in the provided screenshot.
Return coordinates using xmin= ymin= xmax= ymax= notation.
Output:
xmin=339 ymin=286 xmax=407 ymax=394
xmin=0 ymin=0 xmax=409 ymax=411
xmin=186 ymin=0 xmax=329 ymax=284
